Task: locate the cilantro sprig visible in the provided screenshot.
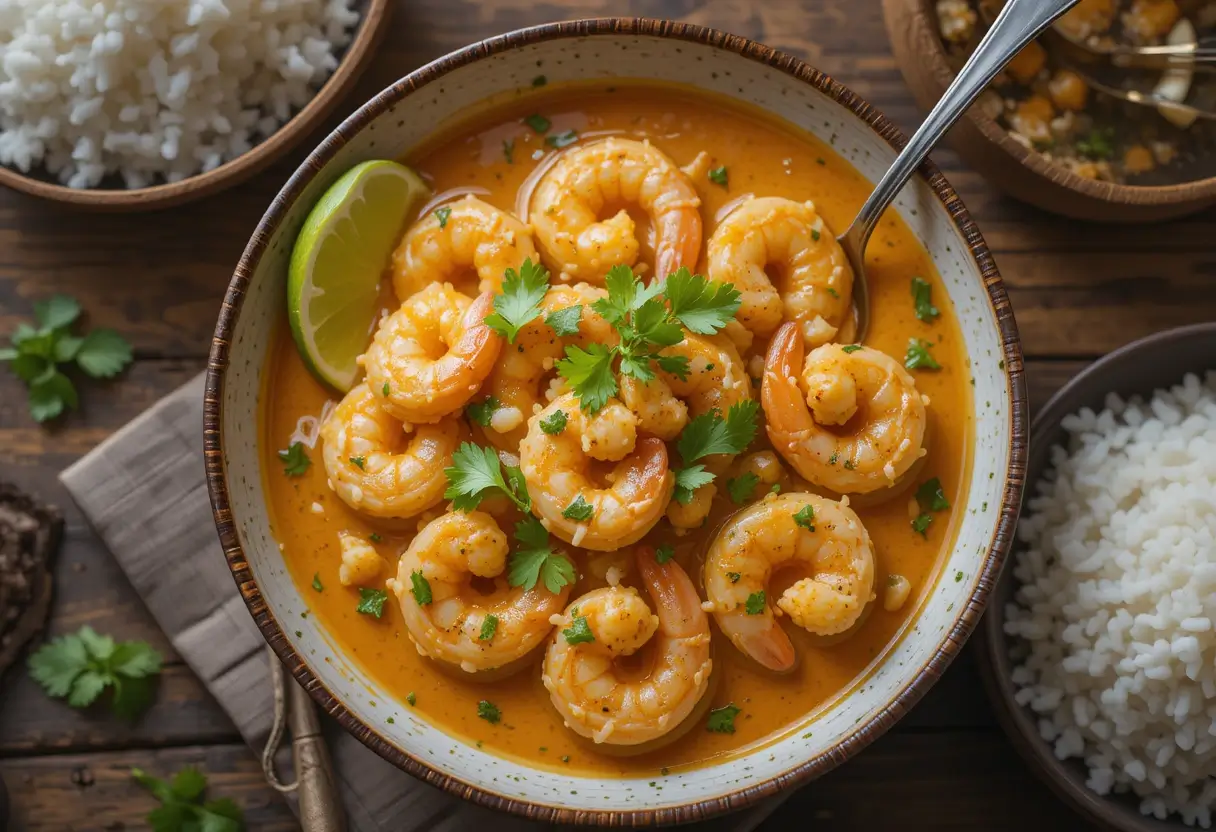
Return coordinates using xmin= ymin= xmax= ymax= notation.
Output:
xmin=484 ymin=259 xmax=550 ymax=343
xmin=556 ymin=266 xmax=740 ymax=412
xmin=671 ymin=401 xmax=760 ymax=504
xmin=443 ymin=442 xmax=576 ymax=593
xmin=132 ymin=767 xmax=245 ymax=832
xmin=28 ymin=626 xmax=162 ymax=719
xmin=1 ymin=295 xmax=133 ymax=422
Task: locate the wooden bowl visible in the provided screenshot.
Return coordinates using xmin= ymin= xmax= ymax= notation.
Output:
xmin=882 ymin=0 xmax=1216 ymax=222
xmin=977 ymin=322 xmax=1216 ymax=831
xmin=0 ymin=0 xmax=391 ymax=213
xmin=205 ymin=18 xmax=1029 ymax=825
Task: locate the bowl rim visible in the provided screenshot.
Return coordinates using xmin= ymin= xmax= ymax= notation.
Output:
xmin=0 ymin=0 xmax=392 ymax=212
xmin=887 ymin=0 xmax=1216 ymax=207
xmin=977 ymin=321 xmax=1216 ymax=832
xmin=204 ymin=17 xmax=1030 ymax=825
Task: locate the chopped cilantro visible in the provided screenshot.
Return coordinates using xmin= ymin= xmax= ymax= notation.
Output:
xmin=434 ymin=206 xmax=451 ymax=229
xmin=524 ymin=114 xmax=551 ymax=133
xmin=539 ymin=409 xmax=568 ymax=435
xmin=479 ymin=614 xmax=498 ymax=642
xmin=369 ymin=533 xmax=383 ymax=544
xmin=840 ymin=345 xmax=863 ymax=354
xmin=562 ymin=495 xmax=594 ymax=521
xmin=706 ymin=703 xmax=741 ymax=733
xmin=672 ymin=465 xmax=715 ymax=505
xmin=727 ymin=572 xmax=741 ymax=583
xmin=350 ymin=456 xmax=366 ymax=470
xmin=915 ymin=477 xmax=951 ymax=512
xmin=727 ymin=472 xmax=760 ymax=504
xmin=279 ymin=442 xmax=310 ymax=476
xmin=911 ymin=276 xmax=940 ymax=322
xmin=708 ymin=165 xmax=728 ymax=187
xmin=1077 ymin=127 xmax=1115 ymax=160
xmin=466 ymin=397 xmax=501 ymax=427
xmin=745 ymin=591 xmax=766 ymax=615
xmin=905 ymin=338 xmax=941 ymax=370
xmin=406 ymin=692 xmax=417 ymax=706
xmin=911 ymin=513 xmax=933 ymax=537
xmin=655 ymin=545 xmax=675 ymax=564
xmin=477 ymin=700 xmax=502 ymax=724
xmin=408 ymin=571 xmax=432 ymax=606
xmin=311 ymin=573 xmax=324 ymax=592
xmin=793 ymin=504 xmax=815 ymax=531
xmin=562 ymin=611 xmax=595 ymax=645
xmin=358 ymin=588 xmax=390 ymax=618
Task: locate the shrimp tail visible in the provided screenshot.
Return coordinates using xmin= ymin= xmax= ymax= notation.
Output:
xmin=635 ymin=547 xmax=707 ymax=639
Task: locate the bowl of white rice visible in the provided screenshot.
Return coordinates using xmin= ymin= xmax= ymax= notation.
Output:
xmin=0 ymin=0 xmax=391 ymax=211
xmin=980 ymin=322 xmax=1216 ymax=831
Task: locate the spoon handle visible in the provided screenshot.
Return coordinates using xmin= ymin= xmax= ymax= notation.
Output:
xmin=840 ymin=0 xmax=1080 ymax=250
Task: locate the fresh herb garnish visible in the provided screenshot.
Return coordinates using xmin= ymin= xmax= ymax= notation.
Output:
xmin=369 ymin=533 xmax=383 ymax=544
xmin=708 ymin=165 xmax=728 ymax=187
xmin=357 ymin=588 xmax=390 ymax=618
xmin=562 ymin=610 xmax=595 ymax=645
xmin=506 ymin=517 xmax=576 ymax=593
xmin=311 ymin=573 xmax=324 ymax=592
xmin=545 ymin=305 xmax=582 ymax=337
xmin=484 ymin=259 xmax=550 ymax=343
xmin=655 ymin=545 xmax=675 ymax=564
xmin=671 ymin=401 xmax=760 ymax=504
xmin=28 ymin=626 xmax=162 ymax=719
xmin=793 ymin=504 xmax=815 ymax=531
xmin=0 ymin=295 xmax=134 ymax=423
xmin=911 ymin=514 xmax=933 ymax=537
xmin=539 ymin=409 xmax=568 ymax=435
xmin=408 ymin=570 xmax=432 ymax=606
xmin=545 ymin=130 xmax=578 ymax=149
xmin=843 ymin=459 xmax=856 ymax=471
xmin=911 ymin=477 xmax=951 ymax=537
xmin=911 ymin=277 xmax=940 ymax=322
xmin=131 ymin=767 xmax=244 ymax=832
xmin=727 ymin=572 xmax=741 ymax=583
xmin=350 ymin=456 xmax=366 ymax=470
xmin=382 ymin=382 xmax=391 ymax=397
xmin=811 ymin=228 xmax=821 ymax=242
xmin=478 ymin=700 xmax=502 ymax=724
xmin=726 ymin=473 xmax=760 ymax=504
xmin=479 ymin=615 xmax=499 ymax=642
xmin=524 ymin=114 xmax=551 ymax=133
xmin=279 ymin=442 xmax=311 ymax=476
xmin=466 ymin=397 xmax=502 ymax=427
xmin=706 ymin=703 xmax=741 ymax=733
xmin=562 ymin=495 xmax=594 ymax=522
xmin=745 ymin=591 xmax=766 ymax=615
xmin=1077 ymin=127 xmax=1116 ymax=160
xmin=841 ymin=345 xmax=863 ymax=354
xmin=905 ymin=338 xmax=941 ymax=370
xmin=434 ymin=206 xmax=452 ymax=229
xmin=406 ymin=692 xmax=417 ymax=706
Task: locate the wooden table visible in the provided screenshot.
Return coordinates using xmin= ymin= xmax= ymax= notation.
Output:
xmin=1 ymin=1 xmax=1212 ymax=828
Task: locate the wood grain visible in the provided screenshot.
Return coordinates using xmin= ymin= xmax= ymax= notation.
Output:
xmin=0 ymin=0 xmax=1212 ymax=828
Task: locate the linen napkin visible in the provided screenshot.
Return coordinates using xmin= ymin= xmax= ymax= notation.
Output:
xmin=59 ymin=372 xmax=787 ymax=832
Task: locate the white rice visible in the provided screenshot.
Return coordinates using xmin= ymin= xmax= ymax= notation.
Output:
xmin=0 ymin=0 xmax=359 ymax=189
xmin=1007 ymin=371 xmax=1216 ymax=826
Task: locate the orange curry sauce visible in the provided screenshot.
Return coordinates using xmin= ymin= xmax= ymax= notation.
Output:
xmin=260 ymin=82 xmax=973 ymax=776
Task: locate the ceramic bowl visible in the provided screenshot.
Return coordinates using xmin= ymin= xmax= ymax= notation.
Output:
xmin=0 ymin=0 xmax=391 ymax=212
xmin=977 ymin=322 xmax=1216 ymax=831
xmin=881 ymin=0 xmax=1216 ymax=223
xmin=205 ymin=18 xmax=1029 ymax=824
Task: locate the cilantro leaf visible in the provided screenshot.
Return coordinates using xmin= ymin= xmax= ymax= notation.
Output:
xmin=524 ymin=114 xmax=551 ymax=133
xmin=479 ymin=614 xmax=498 ymax=642
xmin=672 ymin=465 xmax=715 ymax=505
xmin=555 ymin=343 xmax=617 ymax=412
xmin=478 ymin=700 xmax=502 ymax=724
xmin=75 ymin=329 xmax=134 ymax=378
xmin=561 ymin=495 xmax=594 ymax=521
xmin=912 ymin=513 xmax=933 ymax=537
xmin=484 ymin=259 xmax=550 ymax=343
xmin=171 ymin=768 xmax=208 ymax=802
xmin=466 ymin=397 xmax=501 ymax=427
xmin=706 ymin=703 xmax=741 ymax=733
xmin=655 ymin=353 xmax=691 ymax=381
xmin=661 ymin=269 xmax=741 ymax=334
xmin=409 ymin=570 xmax=433 ymax=606
xmin=841 ymin=345 xmax=863 ymax=354
xmin=562 ymin=611 xmax=595 ymax=645
xmin=539 ymin=409 xmax=567 ymax=435
xmin=132 ymin=767 xmax=245 ymax=832
xmin=27 ymin=371 xmax=77 ymax=422
xmin=726 ymin=473 xmax=760 ymax=505
xmin=593 ymin=265 xmax=650 ymax=324
xmin=311 ymin=573 xmax=324 ymax=592
xmin=708 ymin=166 xmax=728 ymax=187
xmin=655 ymin=545 xmax=675 ymax=564
xmin=911 ymin=277 xmax=940 ymax=322
xmin=35 ymin=295 xmax=81 ymax=331
xmin=545 ymin=305 xmax=582 ymax=337
xmin=630 ymin=298 xmax=685 ymax=347
xmin=745 ymin=591 xmax=766 ymax=615
xmin=676 ymin=401 xmax=760 ymax=464
xmin=278 ymin=442 xmax=310 ymax=476
xmin=444 ymin=443 xmax=521 ymax=512
xmin=793 ymin=504 xmax=816 ymax=531
xmin=905 ymin=338 xmax=941 ymax=371
xmin=727 ymin=572 xmax=741 ymax=583
xmin=27 ymin=626 xmax=162 ymax=718
xmin=915 ymin=477 xmax=951 ymax=512
xmin=435 ymin=206 xmax=451 ymax=229
xmin=357 ymin=588 xmax=390 ymax=618
xmin=507 ymin=517 xmax=575 ymax=593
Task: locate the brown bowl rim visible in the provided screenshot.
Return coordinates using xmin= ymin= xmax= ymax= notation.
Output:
xmin=0 ymin=0 xmax=392 ymax=212
xmin=204 ymin=17 xmax=1030 ymax=826
xmin=886 ymin=0 xmax=1216 ymax=207
xmin=977 ymin=321 xmax=1216 ymax=832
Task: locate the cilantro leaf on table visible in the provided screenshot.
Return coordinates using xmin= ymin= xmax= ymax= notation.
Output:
xmin=483 ymin=259 xmax=550 ymax=343
xmin=1 ymin=295 xmax=133 ymax=422
xmin=28 ymin=626 xmax=162 ymax=718
xmin=132 ymin=766 xmax=245 ymax=832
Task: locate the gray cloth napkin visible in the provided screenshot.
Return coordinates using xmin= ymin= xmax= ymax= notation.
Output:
xmin=59 ymin=373 xmax=787 ymax=831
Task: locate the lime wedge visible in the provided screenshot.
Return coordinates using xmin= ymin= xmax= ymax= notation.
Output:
xmin=288 ymin=160 xmax=430 ymax=391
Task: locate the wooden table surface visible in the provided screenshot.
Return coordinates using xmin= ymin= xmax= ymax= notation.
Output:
xmin=1 ymin=1 xmax=1213 ymax=829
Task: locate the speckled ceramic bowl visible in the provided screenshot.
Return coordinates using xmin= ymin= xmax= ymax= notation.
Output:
xmin=205 ymin=19 xmax=1028 ymax=825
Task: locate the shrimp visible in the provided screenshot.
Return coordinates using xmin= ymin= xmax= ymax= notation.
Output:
xmin=542 ymin=547 xmax=713 ymax=745
xmin=320 ymin=383 xmax=463 ymax=519
xmin=361 ymin=283 xmax=502 ymax=425
xmin=703 ymin=492 xmax=876 ymax=673
xmin=519 ymin=394 xmax=673 ymax=551
xmin=529 ymin=138 xmax=701 ymax=284
xmin=391 ymin=195 xmax=537 ymax=299
xmin=762 ymin=323 xmax=927 ymax=494
xmin=481 ymin=284 xmax=616 ymax=451
xmin=387 ymin=510 xmax=570 ymax=674
xmin=708 ymin=197 xmax=853 ymax=345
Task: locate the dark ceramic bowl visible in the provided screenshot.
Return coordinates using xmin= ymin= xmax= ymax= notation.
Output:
xmin=977 ymin=322 xmax=1216 ymax=831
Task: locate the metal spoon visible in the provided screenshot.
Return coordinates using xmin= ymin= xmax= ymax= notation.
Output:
xmin=843 ymin=0 xmax=1080 ymax=342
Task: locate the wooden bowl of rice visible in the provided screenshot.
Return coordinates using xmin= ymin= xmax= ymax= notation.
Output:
xmin=978 ymin=322 xmax=1216 ymax=831
xmin=0 ymin=0 xmax=391 ymax=212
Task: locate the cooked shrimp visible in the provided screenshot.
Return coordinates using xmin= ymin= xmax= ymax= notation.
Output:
xmin=362 ymin=283 xmax=502 ymax=425
xmin=529 ymin=138 xmax=701 ymax=283
xmin=519 ymin=394 xmax=673 ymax=551
xmin=387 ymin=510 xmax=570 ymax=674
xmin=321 ymin=383 xmax=462 ymax=519
xmin=708 ymin=197 xmax=853 ymax=345
xmin=542 ymin=547 xmax=713 ymax=745
xmin=391 ymin=195 xmax=537 ymax=299
xmin=704 ymin=492 xmax=876 ymax=672
xmin=762 ymin=324 xmax=927 ymax=494
xmin=482 ymin=284 xmax=616 ymax=451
